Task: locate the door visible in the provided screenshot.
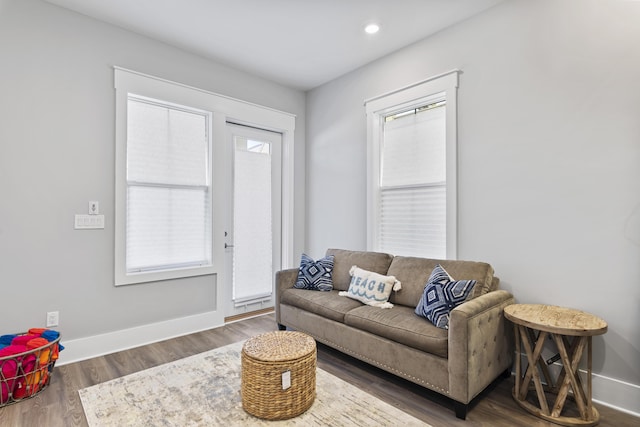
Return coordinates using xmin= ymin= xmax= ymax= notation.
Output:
xmin=224 ymin=123 xmax=282 ymax=318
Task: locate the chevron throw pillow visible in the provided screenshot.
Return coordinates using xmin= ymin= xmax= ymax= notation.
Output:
xmin=415 ymin=264 xmax=476 ymax=329
xmin=294 ymin=254 xmax=334 ymax=291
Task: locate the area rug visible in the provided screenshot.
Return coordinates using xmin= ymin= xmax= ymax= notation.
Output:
xmin=79 ymin=340 xmax=430 ymax=426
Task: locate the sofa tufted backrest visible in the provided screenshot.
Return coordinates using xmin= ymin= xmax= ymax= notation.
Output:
xmin=325 ymin=248 xmax=394 ymax=292
xmin=386 ymin=256 xmax=497 ymax=308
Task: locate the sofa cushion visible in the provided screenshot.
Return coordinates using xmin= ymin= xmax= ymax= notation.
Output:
xmin=294 ymin=253 xmax=334 ymax=291
xmin=326 ymin=249 xmax=394 ymax=292
xmin=280 ymin=289 xmax=363 ymax=323
xmin=415 ymin=264 xmax=476 ymax=329
xmin=344 ymin=304 xmax=449 ymax=358
xmin=387 ymin=256 xmax=495 ymax=307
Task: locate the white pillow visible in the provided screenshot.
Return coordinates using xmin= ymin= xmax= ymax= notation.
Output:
xmin=339 ymin=265 xmax=402 ymax=309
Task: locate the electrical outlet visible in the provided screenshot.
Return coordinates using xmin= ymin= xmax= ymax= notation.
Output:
xmin=46 ymin=311 xmax=59 ymax=327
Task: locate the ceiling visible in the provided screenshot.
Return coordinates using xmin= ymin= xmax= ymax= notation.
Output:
xmin=43 ymin=0 xmax=505 ymax=91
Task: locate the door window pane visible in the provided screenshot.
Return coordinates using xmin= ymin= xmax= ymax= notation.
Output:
xmin=232 ymin=137 xmax=273 ymax=302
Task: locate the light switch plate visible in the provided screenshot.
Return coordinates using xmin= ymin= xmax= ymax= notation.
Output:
xmin=75 ymin=214 xmax=105 ymax=229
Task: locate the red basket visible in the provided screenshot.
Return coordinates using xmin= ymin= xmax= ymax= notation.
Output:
xmin=0 ymin=332 xmax=61 ymax=407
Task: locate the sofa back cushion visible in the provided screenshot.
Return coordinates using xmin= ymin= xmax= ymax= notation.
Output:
xmin=387 ymin=256 xmax=495 ymax=307
xmin=326 ymin=248 xmax=394 ymax=291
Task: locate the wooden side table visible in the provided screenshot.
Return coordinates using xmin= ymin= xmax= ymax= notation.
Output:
xmin=504 ymin=304 xmax=607 ymax=426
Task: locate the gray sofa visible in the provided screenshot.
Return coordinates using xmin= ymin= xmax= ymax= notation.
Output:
xmin=275 ymin=248 xmax=514 ymax=419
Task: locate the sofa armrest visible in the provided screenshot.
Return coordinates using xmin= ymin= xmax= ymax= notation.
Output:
xmin=448 ymin=290 xmax=515 ymax=404
xmin=275 ymin=268 xmax=298 ymax=324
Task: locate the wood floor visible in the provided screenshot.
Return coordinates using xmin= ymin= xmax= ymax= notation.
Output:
xmin=0 ymin=313 xmax=637 ymax=427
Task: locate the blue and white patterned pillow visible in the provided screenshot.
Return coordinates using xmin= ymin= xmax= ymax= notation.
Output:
xmin=415 ymin=264 xmax=476 ymax=329
xmin=294 ymin=254 xmax=334 ymax=291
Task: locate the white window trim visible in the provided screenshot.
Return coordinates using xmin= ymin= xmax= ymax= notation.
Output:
xmin=365 ymin=70 xmax=459 ymax=259
xmin=114 ymin=67 xmax=296 ymax=286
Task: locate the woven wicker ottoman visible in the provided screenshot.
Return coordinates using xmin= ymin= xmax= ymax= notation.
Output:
xmin=241 ymin=331 xmax=316 ymax=420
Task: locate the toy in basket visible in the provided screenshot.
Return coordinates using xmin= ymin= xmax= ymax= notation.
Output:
xmin=0 ymin=328 xmax=63 ymax=406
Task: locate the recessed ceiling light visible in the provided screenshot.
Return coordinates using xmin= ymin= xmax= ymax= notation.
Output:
xmin=364 ymin=23 xmax=380 ymax=34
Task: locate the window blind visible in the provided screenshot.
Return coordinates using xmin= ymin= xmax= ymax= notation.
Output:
xmin=379 ymin=103 xmax=446 ymax=258
xmin=126 ymin=96 xmax=212 ymax=272
xmin=232 ymin=139 xmax=273 ymax=302
xmin=379 ymin=185 xmax=446 ymax=258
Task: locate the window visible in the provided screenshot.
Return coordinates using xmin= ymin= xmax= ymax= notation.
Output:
xmin=115 ymin=71 xmax=215 ymax=286
xmin=365 ymin=71 xmax=459 ymax=259
xmin=379 ymin=101 xmax=446 ymax=257
xmin=231 ymin=132 xmax=277 ymax=304
xmin=126 ymin=96 xmax=212 ymax=274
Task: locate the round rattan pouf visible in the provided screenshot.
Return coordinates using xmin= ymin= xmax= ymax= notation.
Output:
xmin=241 ymin=331 xmax=316 ymax=420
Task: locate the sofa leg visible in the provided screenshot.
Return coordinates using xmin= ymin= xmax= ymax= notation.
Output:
xmin=454 ymin=402 xmax=468 ymax=420
xmin=277 ymin=323 xmax=286 ymax=331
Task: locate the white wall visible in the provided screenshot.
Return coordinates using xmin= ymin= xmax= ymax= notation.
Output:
xmin=0 ymin=0 xmax=305 ymax=349
xmin=306 ymin=0 xmax=640 ymax=414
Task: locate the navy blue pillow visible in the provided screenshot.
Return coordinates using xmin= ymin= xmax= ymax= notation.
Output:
xmin=415 ymin=264 xmax=476 ymax=329
xmin=294 ymin=254 xmax=334 ymax=291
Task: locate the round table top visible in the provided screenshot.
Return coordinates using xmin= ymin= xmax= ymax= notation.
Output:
xmin=504 ymin=304 xmax=607 ymax=336
xmin=242 ymin=331 xmax=316 ymax=362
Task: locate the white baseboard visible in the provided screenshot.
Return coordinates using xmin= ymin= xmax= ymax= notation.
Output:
xmin=515 ymin=353 xmax=640 ymax=418
xmin=591 ymin=371 xmax=640 ymax=418
xmin=57 ymin=310 xmax=224 ymax=366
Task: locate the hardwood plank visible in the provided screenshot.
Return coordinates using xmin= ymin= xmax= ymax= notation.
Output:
xmin=0 ymin=313 xmax=636 ymax=427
